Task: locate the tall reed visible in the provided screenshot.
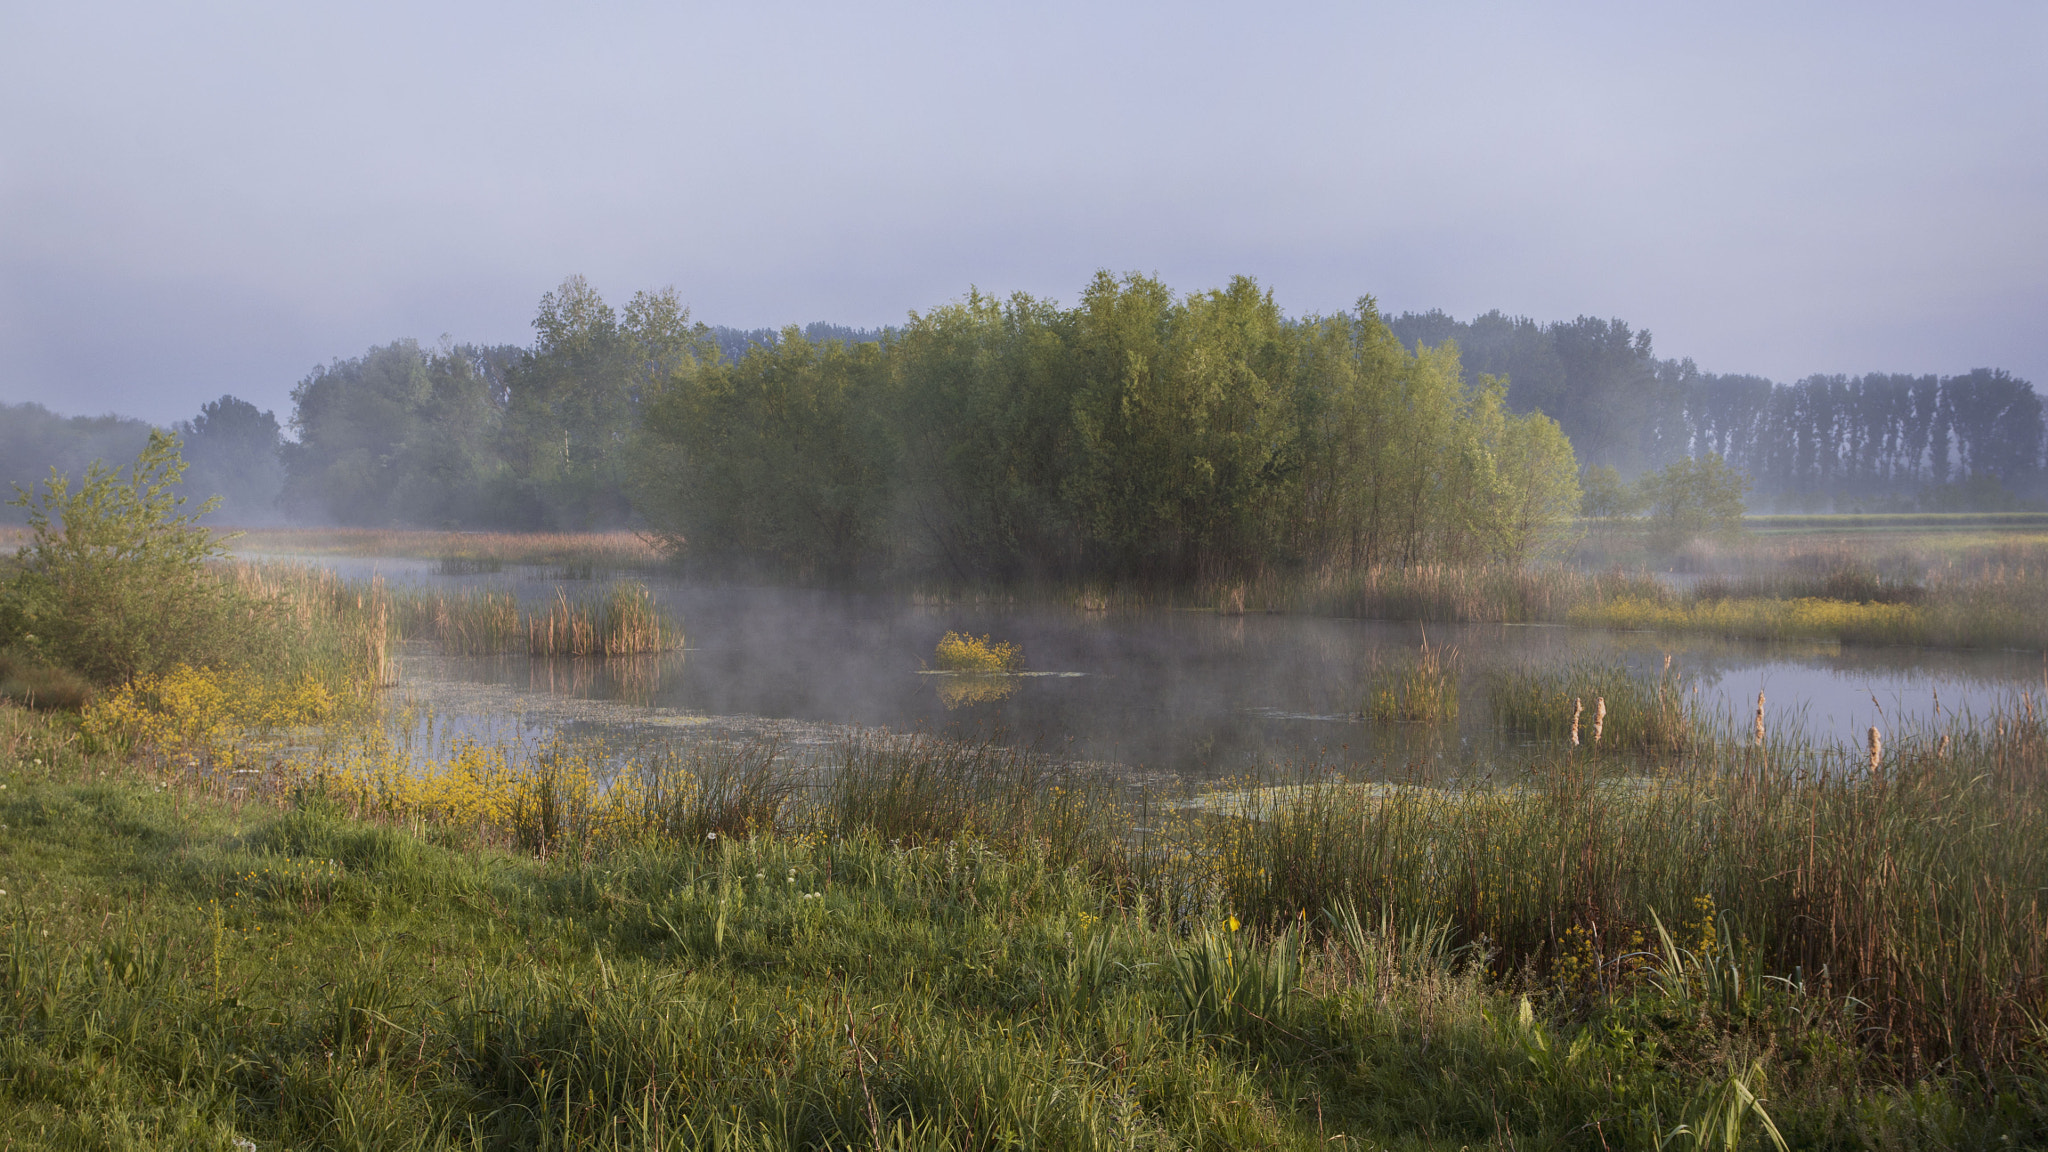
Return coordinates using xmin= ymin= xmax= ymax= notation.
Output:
xmin=1488 ymin=658 xmax=1700 ymax=753
xmin=1184 ymin=701 xmax=2047 ymax=1073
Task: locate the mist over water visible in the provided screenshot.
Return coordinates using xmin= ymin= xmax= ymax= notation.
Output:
xmin=283 ymin=554 xmax=2044 ymax=779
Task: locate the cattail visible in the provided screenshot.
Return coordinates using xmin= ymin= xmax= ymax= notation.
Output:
xmin=1938 ymin=733 xmax=1950 ymax=758
xmin=1867 ymin=726 xmax=1882 ymax=771
xmin=1753 ymin=691 xmax=1767 ymax=747
xmin=1571 ymin=697 xmax=1583 ymax=746
xmin=1593 ymin=697 xmax=1606 ymax=744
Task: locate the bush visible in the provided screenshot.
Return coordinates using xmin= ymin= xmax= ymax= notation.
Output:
xmin=0 ymin=431 xmax=258 ymax=685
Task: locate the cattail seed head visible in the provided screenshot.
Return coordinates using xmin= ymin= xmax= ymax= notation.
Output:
xmin=1571 ymin=697 xmax=1583 ymax=746
xmin=1593 ymin=698 xmax=1606 ymax=744
xmin=1753 ymin=691 xmax=1767 ymax=747
xmin=1867 ymin=726 xmax=1882 ymax=771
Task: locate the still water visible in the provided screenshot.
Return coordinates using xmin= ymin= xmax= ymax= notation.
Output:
xmin=288 ymin=556 xmax=2047 ymax=777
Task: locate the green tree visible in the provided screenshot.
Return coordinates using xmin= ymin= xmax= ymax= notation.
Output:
xmin=1578 ymin=464 xmax=1641 ymax=519
xmin=506 ymin=277 xmax=714 ymax=528
xmin=0 ymin=431 xmax=242 ymax=684
xmin=1637 ymin=453 xmax=1750 ymax=548
xmin=178 ymin=395 xmax=284 ymax=523
xmin=639 ymin=331 xmax=894 ymax=580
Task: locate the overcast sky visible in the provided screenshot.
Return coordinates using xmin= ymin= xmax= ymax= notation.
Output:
xmin=3 ymin=1 xmax=2043 ymax=424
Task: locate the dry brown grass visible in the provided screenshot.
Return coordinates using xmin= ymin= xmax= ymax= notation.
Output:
xmin=226 ymin=527 xmax=666 ymax=568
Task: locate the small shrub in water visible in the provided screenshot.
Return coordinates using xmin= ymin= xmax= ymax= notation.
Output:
xmin=934 ymin=631 xmax=1022 ymax=672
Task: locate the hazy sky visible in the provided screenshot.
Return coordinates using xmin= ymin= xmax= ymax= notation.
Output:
xmin=3 ymin=1 xmax=2043 ymax=424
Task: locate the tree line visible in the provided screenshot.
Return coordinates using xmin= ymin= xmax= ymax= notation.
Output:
xmin=7 ymin=275 xmax=2040 ymax=552
xmin=1389 ymin=311 xmax=2045 ymax=510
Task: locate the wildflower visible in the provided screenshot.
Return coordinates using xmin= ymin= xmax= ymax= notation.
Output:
xmin=1227 ymin=915 xmax=1240 ymax=933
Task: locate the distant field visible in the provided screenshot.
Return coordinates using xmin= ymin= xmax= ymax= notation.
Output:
xmin=1743 ymin=512 xmax=2048 ymax=534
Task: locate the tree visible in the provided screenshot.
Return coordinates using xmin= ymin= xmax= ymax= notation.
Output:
xmin=178 ymin=395 xmax=284 ymax=523
xmin=1636 ymin=454 xmax=1750 ymax=549
xmin=505 ymin=277 xmax=715 ymax=528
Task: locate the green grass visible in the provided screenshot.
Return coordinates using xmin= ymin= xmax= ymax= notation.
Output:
xmin=1362 ymin=640 xmax=1458 ymax=725
xmin=1485 ymin=659 xmax=1702 ymax=754
xmin=5 ymin=704 xmax=2047 ymax=1148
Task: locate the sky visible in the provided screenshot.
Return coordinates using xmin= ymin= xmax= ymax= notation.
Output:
xmin=2 ymin=1 xmax=2043 ymax=424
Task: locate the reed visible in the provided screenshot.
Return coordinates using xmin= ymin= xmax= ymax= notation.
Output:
xmin=1189 ymin=699 xmax=2048 ymax=1074
xmin=525 ymin=582 xmax=681 ymax=656
xmin=1362 ymin=638 xmax=1459 ymax=724
xmin=376 ymin=580 xmax=683 ymax=657
xmin=1487 ymin=658 xmax=1701 ymax=753
xmin=227 ymin=526 xmax=666 ymax=568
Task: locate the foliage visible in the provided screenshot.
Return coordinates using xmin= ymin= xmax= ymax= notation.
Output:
xmin=174 ymin=394 xmax=285 ymax=523
xmin=1636 ymin=452 xmax=1751 ymax=548
xmin=0 ymin=402 xmax=155 ymax=526
xmin=0 ymin=430 xmax=255 ymax=685
xmin=641 ymin=279 xmax=1582 ymax=583
xmin=932 ymin=631 xmax=1021 ymax=672
xmin=1362 ymin=639 xmax=1458 ymax=725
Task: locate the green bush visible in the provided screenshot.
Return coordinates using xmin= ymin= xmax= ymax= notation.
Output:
xmin=0 ymin=430 xmax=254 ymax=684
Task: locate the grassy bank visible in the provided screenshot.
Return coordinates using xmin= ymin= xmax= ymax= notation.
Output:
xmin=7 ymin=698 xmax=2046 ymax=1148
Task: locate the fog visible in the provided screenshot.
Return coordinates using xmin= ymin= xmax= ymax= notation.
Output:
xmin=2 ymin=2 xmax=2042 ymax=423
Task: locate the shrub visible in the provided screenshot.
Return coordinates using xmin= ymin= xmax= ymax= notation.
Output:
xmin=933 ymin=631 xmax=1022 ymax=671
xmin=0 ymin=431 xmax=250 ymax=684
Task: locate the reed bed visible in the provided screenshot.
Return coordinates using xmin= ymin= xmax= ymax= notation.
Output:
xmin=380 ymin=580 xmax=682 ymax=656
xmin=1362 ymin=638 xmax=1459 ymax=724
xmin=227 ymin=526 xmax=666 ymax=568
xmin=525 ymin=582 xmax=681 ymax=656
xmin=1487 ymin=658 xmax=1703 ymax=753
xmin=1187 ymin=700 xmax=2048 ymax=1075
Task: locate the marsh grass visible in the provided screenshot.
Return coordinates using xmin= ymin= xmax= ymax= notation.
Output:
xmin=1488 ymin=658 xmax=1701 ymax=753
xmin=1362 ymin=638 xmax=1459 ymax=725
xmin=1194 ymin=700 xmax=2048 ymax=1076
xmin=383 ymin=580 xmax=683 ymax=657
xmin=5 ymin=700 xmax=2048 ymax=1147
xmin=229 ymin=526 xmax=666 ymax=568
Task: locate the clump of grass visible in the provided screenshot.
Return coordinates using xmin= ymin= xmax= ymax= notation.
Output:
xmin=379 ymin=581 xmax=683 ymax=657
xmin=1488 ymin=658 xmax=1699 ymax=753
xmin=1363 ymin=638 xmax=1459 ymax=724
xmin=820 ymin=731 xmax=1110 ymax=864
xmin=933 ymin=630 xmax=1022 ymax=672
xmin=527 ymin=582 xmax=681 ymax=656
xmin=0 ymin=654 xmax=94 ymax=711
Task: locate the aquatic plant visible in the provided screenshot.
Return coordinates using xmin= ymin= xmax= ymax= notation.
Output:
xmin=1488 ymin=658 xmax=1701 ymax=754
xmin=933 ymin=630 xmax=1022 ymax=672
xmin=1362 ymin=638 xmax=1459 ymax=725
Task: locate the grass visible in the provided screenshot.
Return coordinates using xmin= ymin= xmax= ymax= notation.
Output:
xmin=227 ymin=527 xmax=667 ymax=569
xmin=1362 ymin=639 xmax=1458 ymax=725
xmin=370 ymin=579 xmax=684 ymax=657
xmin=4 ymin=701 xmax=2046 ymax=1147
xmin=1486 ymin=658 xmax=1701 ymax=753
